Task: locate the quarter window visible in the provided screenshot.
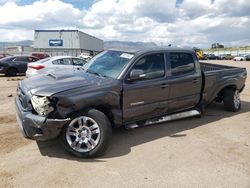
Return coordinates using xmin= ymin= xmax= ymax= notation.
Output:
xmin=132 ymin=53 xmax=165 ymax=80
xmin=169 ymin=53 xmax=195 ymax=76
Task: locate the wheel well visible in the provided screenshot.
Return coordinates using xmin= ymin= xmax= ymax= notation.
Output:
xmin=93 ymin=105 xmax=114 ymax=127
xmin=68 ymin=105 xmax=115 ymax=127
xmin=217 ymin=85 xmax=237 ymax=99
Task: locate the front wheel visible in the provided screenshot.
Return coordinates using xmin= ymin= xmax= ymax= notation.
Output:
xmin=223 ymin=88 xmax=241 ymax=112
xmin=61 ymin=109 xmax=112 ymax=158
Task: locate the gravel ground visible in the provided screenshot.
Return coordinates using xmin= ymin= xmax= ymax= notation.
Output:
xmin=0 ymin=60 xmax=249 ymax=188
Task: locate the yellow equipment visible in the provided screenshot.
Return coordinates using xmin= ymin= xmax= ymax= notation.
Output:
xmin=193 ymin=48 xmax=204 ymax=60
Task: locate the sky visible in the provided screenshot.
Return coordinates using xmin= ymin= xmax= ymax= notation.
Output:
xmin=0 ymin=0 xmax=249 ymax=48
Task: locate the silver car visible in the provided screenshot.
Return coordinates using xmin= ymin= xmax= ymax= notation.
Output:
xmin=26 ymin=56 xmax=87 ymax=77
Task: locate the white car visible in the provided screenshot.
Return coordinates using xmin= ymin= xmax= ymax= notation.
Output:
xmin=26 ymin=56 xmax=87 ymax=77
xmin=233 ymin=55 xmax=246 ymax=61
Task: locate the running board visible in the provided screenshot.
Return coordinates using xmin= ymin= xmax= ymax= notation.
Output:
xmin=125 ymin=109 xmax=201 ymax=130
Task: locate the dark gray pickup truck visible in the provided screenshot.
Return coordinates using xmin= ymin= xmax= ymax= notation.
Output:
xmin=15 ymin=48 xmax=247 ymax=157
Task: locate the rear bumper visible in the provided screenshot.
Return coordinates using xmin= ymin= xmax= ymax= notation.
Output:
xmin=15 ymin=96 xmax=70 ymax=141
xmin=25 ymin=70 xmax=37 ymax=78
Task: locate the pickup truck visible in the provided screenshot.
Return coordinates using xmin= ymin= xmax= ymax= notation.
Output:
xmin=15 ymin=48 xmax=247 ymax=158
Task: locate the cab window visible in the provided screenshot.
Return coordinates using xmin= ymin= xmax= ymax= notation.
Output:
xmin=169 ymin=53 xmax=195 ymax=76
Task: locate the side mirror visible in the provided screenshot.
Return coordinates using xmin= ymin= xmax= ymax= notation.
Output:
xmin=129 ymin=69 xmax=146 ymax=81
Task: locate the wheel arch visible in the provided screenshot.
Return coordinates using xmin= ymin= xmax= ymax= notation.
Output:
xmin=217 ymin=84 xmax=237 ymax=99
xmin=66 ymin=105 xmax=116 ymax=128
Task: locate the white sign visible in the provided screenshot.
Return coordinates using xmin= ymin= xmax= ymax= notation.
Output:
xmin=120 ymin=53 xmax=134 ymax=59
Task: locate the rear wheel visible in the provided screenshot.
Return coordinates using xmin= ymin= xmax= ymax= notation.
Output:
xmin=61 ymin=109 xmax=112 ymax=158
xmin=223 ymin=88 xmax=241 ymax=112
xmin=6 ymin=68 xmax=18 ymax=76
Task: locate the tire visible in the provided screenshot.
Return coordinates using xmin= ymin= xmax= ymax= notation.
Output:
xmin=223 ymin=88 xmax=241 ymax=112
xmin=61 ymin=109 xmax=112 ymax=158
xmin=6 ymin=68 xmax=18 ymax=76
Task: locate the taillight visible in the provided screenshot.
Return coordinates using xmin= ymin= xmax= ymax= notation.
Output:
xmin=28 ymin=64 xmax=45 ymax=70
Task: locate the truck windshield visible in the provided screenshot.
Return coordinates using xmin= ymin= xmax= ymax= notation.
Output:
xmin=84 ymin=50 xmax=134 ymax=79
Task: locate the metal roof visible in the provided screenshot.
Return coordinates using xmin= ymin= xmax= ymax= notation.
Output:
xmin=35 ymin=30 xmax=79 ymax=32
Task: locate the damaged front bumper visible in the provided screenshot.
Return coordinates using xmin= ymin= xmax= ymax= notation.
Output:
xmin=15 ymin=96 xmax=70 ymax=141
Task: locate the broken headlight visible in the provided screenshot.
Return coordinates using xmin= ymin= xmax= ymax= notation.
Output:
xmin=31 ymin=95 xmax=54 ymax=116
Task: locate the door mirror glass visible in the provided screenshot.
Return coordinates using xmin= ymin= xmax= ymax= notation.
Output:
xmin=129 ymin=69 xmax=146 ymax=81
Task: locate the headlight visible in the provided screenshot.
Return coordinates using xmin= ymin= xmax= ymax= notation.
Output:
xmin=31 ymin=95 xmax=54 ymax=116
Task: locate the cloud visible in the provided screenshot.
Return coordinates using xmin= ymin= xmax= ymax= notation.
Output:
xmin=0 ymin=0 xmax=249 ymax=47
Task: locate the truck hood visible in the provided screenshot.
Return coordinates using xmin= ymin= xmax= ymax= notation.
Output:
xmin=20 ymin=71 xmax=116 ymax=96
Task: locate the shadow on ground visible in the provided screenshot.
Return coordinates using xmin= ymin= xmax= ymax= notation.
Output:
xmin=36 ymin=101 xmax=250 ymax=161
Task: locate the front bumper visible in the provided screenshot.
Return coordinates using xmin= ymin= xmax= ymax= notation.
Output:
xmin=15 ymin=96 xmax=70 ymax=141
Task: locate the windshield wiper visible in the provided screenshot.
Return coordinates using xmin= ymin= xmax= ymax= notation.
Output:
xmin=86 ymin=70 xmax=106 ymax=78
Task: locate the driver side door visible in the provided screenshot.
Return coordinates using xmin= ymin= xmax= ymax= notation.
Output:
xmin=122 ymin=53 xmax=170 ymax=123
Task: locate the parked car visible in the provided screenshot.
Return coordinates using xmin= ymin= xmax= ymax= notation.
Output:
xmin=26 ymin=56 xmax=87 ymax=77
xmin=31 ymin=52 xmax=50 ymax=60
xmin=223 ymin=54 xmax=234 ymax=60
xmin=0 ymin=55 xmax=39 ymax=76
xmin=245 ymin=54 xmax=250 ymax=61
xmin=205 ymin=54 xmax=220 ymax=60
xmin=233 ymin=55 xmax=246 ymax=61
xmin=15 ymin=48 xmax=247 ymax=158
xmin=218 ymin=54 xmax=234 ymax=60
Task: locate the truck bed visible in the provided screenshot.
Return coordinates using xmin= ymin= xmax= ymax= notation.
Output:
xmin=200 ymin=62 xmax=246 ymax=105
xmin=200 ymin=62 xmax=237 ymax=72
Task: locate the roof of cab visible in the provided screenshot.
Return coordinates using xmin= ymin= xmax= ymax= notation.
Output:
xmin=107 ymin=47 xmax=195 ymax=55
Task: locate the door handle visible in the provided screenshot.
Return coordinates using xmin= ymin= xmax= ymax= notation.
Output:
xmin=193 ymin=78 xmax=199 ymax=83
xmin=160 ymin=83 xmax=169 ymax=88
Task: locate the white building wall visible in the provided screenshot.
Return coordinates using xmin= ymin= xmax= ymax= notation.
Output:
xmin=33 ymin=30 xmax=104 ymax=54
xmin=78 ymin=32 xmax=104 ymax=52
xmin=34 ymin=30 xmax=80 ymax=49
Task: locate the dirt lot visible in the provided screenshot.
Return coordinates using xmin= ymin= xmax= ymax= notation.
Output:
xmin=0 ymin=60 xmax=249 ymax=187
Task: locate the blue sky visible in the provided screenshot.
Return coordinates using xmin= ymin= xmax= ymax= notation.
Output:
xmin=0 ymin=0 xmax=249 ymax=47
xmin=16 ymin=0 xmax=94 ymax=9
xmin=12 ymin=0 xmax=185 ymax=9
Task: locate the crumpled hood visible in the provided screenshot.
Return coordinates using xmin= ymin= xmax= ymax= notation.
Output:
xmin=20 ymin=71 xmax=115 ymax=96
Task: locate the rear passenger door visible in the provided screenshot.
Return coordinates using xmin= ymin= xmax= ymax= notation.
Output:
xmin=13 ymin=56 xmax=29 ymax=73
xmin=123 ymin=53 xmax=170 ymax=123
xmin=52 ymin=58 xmax=73 ymax=72
xmin=167 ymin=52 xmax=202 ymax=113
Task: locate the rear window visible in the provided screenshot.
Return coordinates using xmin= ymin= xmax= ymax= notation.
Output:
xmin=13 ymin=56 xmax=28 ymax=62
xmin=36 ymin=57 xmax=51 ymax=64
xmin=0 ymin=56 xmax=15 ymax=62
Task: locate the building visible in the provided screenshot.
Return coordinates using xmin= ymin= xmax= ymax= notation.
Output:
xmin=33 ymin=30 xmax=104 ymax=56
xmin=4 ymin=46 xmax=34 ymax=55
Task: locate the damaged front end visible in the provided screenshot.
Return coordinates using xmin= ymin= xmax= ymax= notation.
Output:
xmin=15 ymin=87 xmax=70 ymax=141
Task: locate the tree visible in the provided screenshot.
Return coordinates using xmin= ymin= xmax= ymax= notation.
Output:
xmin=211 ymin=43 xmax=224 ymax=49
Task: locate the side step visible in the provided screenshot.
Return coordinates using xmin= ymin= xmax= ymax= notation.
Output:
xmin=125 ymin=109 xmax=201 ymax=130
